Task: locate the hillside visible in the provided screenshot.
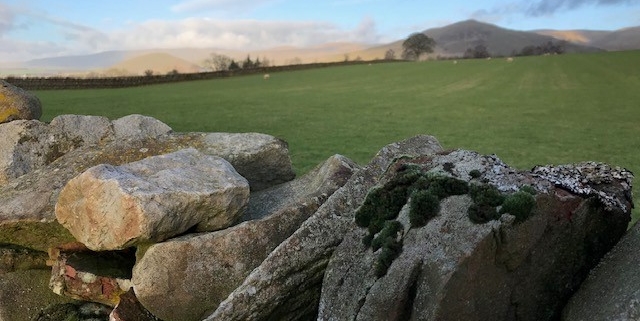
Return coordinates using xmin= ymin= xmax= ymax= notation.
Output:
xmin=533 ymin=30 xmax=611 ymax=45
xmin=591 ymin=27 xmax=640 ymax=51
xmin=535 ymin=27 xmax=640 ymax=51
xmin=8 ymin=20 xmax=639 ymax=75
xmin=422 ymin=20 xmax=603 ymax=56
xmin=23 ymin=51 xmax=136 ymax=70
xmin=108 ymin=53 xmax=201 ymax=75
xmin=349 ymin=20 xmax=603 ymax=59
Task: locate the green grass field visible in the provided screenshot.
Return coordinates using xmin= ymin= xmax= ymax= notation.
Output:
xmin=35 ymin=51 xmax=640 ymax=221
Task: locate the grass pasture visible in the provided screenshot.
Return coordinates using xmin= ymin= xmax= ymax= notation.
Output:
xmin=36 ymin=51 xmax=640 ymax=221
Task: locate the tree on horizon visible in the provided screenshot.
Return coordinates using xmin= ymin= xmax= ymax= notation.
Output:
xmin=402 ymin=33 xmax=436 ymax=61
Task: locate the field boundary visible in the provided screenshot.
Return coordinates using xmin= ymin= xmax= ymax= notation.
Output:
xmin=3 ymin=60 xmax=398 ymax=90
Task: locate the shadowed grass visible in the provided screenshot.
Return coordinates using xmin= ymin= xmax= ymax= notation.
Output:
xmin=35 ymin=51 xmax=640 ymax=222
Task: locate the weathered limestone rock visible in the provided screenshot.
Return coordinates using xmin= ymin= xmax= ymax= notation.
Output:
xmin=112 ymin=114 xmax=172 ymax=141
xmin=0 ymin=115 xmax=171 ymax=185
xmin=200 ymin=133 xmax=295 ymax=191
xmin=109 ymin=289 xmax=161 ymax=321
xmin=0 ymin=80 xmax=42 ymax=124
xmin=206 ymin=135 xmax=444 ymax=321
xmin=49 ymin=114 xmax=114 ymax=145
xmin=48 ymin=242 xmax=136 ymax=306
xmin=562 ymin=221 xmax=640 ymax=321
xmin=0 ymin=269 xmax=75 ymax=321
xmin=56 ymin=148 xmax=250 ymax=251
xmin=1 ymin=130 xmax=292 ymax=251
xmin=318 ymin=151 xmax=632 ymax=321
xmin=0 ymin=243 xmax=48 ymax=274
xmin=0 ymin=120 xmax=51 ymax=184
xmin=133 ymin=154 xmax=358 ymax=321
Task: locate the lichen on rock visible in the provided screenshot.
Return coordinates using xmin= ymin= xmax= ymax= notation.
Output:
xmin=532 ymin=161 xmax=634 ymax=212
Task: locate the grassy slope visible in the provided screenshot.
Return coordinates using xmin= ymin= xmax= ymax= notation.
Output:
xmin=36 ymin=51 xmax=640 ymax=220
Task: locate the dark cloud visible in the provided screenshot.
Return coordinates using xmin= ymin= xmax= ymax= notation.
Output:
xmin=526 ymin=0 xmax=640 ymax=16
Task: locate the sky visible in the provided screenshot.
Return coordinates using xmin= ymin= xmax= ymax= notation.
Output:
xmin=0 ymin=0 xmax=639 ymax=62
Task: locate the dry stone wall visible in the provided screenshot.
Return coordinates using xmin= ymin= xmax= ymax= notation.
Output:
xmin=0 ymin=104 xmax=635 ymax=320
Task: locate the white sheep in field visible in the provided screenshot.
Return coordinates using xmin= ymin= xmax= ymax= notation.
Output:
xmin=263 ymin=74 xmax=270 ymax=80
xmin=506 ymin=57 xmax=514 ymax=62
xmin=453 ymin=60 xmax=458 ymax=64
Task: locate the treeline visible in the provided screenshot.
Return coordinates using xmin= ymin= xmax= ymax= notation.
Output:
xmin=4 ymin=60 xmax=394 ymax=90
xmin=514 ymin=41 xmax=567 ymax=57
xmin=447 ymin=40 xmax=569 ymax=60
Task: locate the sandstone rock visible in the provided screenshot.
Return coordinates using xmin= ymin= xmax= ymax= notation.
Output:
xmin=318 ymin=150 xmax=632 ymax=321
xmin=200 ymin=133 xmax=295 ymax=191
xmin=0 ymin=243 xmax=48 ymax=274
xmin=48 ymin=242 xmax=136 ymax=306
xmin=1 ymin=131 xmax=292 ymax=251
xmin=0 ymin=80 xmax=42 ymax=124
xmin=56 ymin=148 xmax=250 ymax=251
xmin=562 ymin=221 xmax=640 ymax=321
xmin=112 ymin=114 xmax=172 ymax=141
xmin=109 ymin=289 xmax=161 ymax=321
xmin=205 ymin=135 xmax=444 ymax=321
xmin=133 ymin=154 xmax=358 ymax=321
xmin=0 ymin=269 xmax=75 ymax=321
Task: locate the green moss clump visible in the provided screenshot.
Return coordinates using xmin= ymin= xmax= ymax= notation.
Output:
xmin=355 ymin=168 xmax=421 ymax=231
xmin=374 ymin=240 xmax=403 ymax=278
xmin=469 ymin=184 xmax=505 ymax=207
xmin=500 ymin=190 xmax=536 ymax=223
xmin=409 ymin=190 xmax=440 ymax=227
xmin=468 ymin=204 xmax=500 ymax=223
xmin=362 ymin=233 xmax=374 ymax=247
xmin=467 ymin=184 xmax=504 ymax=224
xmin=371 ymin=221 xmax=404 ymax=251
xmin=438 ymin=176 xmax=470 ymax=196
xmin=469 ymin=169 xmax=482 ymax=178
xmin=520 ymin=185 xmax=537 ymax=195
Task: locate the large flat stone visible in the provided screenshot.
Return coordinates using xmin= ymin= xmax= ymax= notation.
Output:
xmin=56 ymin=148 xmax=250 ymax=251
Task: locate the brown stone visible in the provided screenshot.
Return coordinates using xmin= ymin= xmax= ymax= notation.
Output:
xmin=0 ymin=80 xmax=42 ymax=124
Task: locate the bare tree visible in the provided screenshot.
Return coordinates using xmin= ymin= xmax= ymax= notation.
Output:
xmin=203 ymin=53 xmax=233 ymax=71
xmin=384 ymin=49 xmax=396 ymax=60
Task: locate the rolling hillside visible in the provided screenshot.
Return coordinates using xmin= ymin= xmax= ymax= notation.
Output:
xmin=108 ymin=53 xmax=201 ymax=75
xmin=591 ymin=27 xmax=640 ymax=51
xmin=534 ymin=30 xmax=611 ymax=45
xmin=351 ymin=20 xmax=604 ymax=59
xmin=7 ymin=20 xmax=639 ymax=75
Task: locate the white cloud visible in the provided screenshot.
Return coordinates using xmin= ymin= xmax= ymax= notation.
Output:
xmin=109 ymin=17 xmax=381 ymax=50
xmin=171 ymin=0 xmax=276 ymax=13
xmin=0 ymin=2 xmax=385 ymax=62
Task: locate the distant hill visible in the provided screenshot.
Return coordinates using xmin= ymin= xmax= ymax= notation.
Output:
xmin=349 ymin=20 xmax=604 ymax=59
xmin=13 ymin=42 xmax=369 ymax=75
xmin=23 ymin=50 xmax=135 ymax=70
xmin=591 ymin=27 xmax=640 ymax=51
xmin=533 ymin=30 xmax=611 ymax=45
xmin=6 ymin=19 xmax=639 ymax=75
xmin=421 ymin=20 xmax=602 ymax=56
xmin=535 ymin=27 xmax=640 ymax=51
xmin=108 ymin=53 xmax=201 ymax=75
